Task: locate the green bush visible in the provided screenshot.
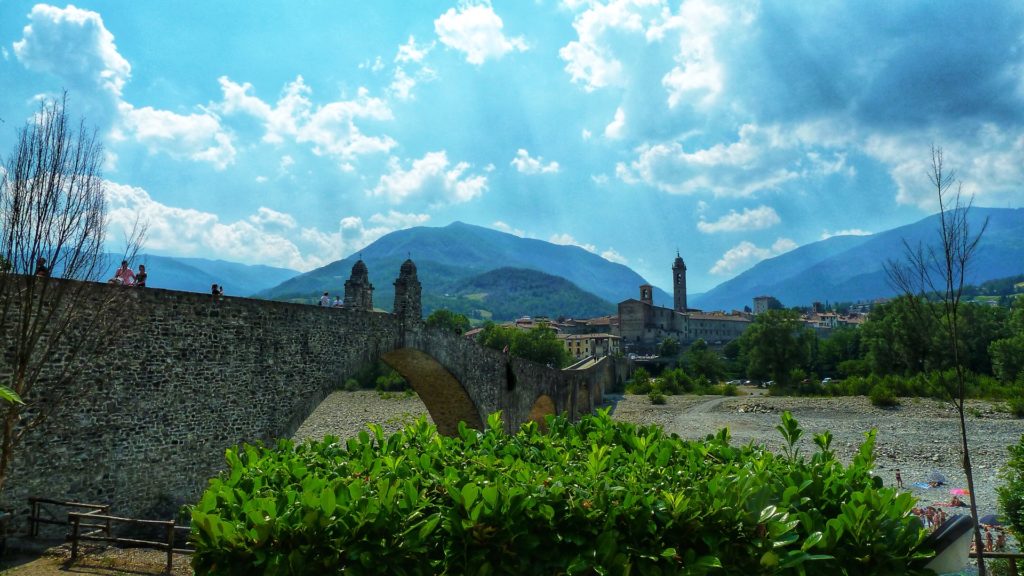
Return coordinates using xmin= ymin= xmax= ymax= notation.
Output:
xmin=1006 ymin=397 xmax=1024 ymax=418
xmin=998 ymin=434 xmax=1024 ymax=544
xmin=869 ymin=384 xmax=900 ymax=407
xmin=191 ymin=412 xmax=934 ymax=575
xmin=648 ymin=390 xmax=666 ymax=404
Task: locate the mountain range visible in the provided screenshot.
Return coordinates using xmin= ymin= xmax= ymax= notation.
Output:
xmin=101 ymin=254 xmax=299 ymax=297
xmin=256 ymin=221 xmax=668 ymax=316
xmin=116 ymin=207 xmax=1023 ymax=318
xmin=690 ymin=207 xmax=1024 ymax=311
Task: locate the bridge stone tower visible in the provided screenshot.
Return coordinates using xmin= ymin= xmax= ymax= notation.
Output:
xmin=343 ymin=259 xmax=374 ymax=310
xmin=393 ymin=258 xmax=422 ymax=322
xmin=673 ymin=251 xmax=687 ymax=312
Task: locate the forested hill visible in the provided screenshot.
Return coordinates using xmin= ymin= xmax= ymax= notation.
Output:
xmin=258 ymin=221 xmax=669 ymax=310
xmin=425 ymin=267 xmax=615 ymax=322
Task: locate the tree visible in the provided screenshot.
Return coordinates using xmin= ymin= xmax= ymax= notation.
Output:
xmin=425 ymin=309 xmax=471 ymax=336
xmin=476 ymin=322 xmax=569 ymax=368
xmin=989 ymin=298 xmax=1024 ymax=383
xmin=656 ymin=337 xmax=680 ymax=358
xmin=682 ymin=339 xmax=726 ymax=383
xmin=737 ymin=309 xmax=813 ymax=387
xmin=884 ymin=146 xmax=989 ymax=573
xmin=0 ymin=94 xmax=145 ymax=496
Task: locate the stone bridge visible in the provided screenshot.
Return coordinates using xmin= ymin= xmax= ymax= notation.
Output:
xmin=2 ymin=263 xmax=622 ymax=522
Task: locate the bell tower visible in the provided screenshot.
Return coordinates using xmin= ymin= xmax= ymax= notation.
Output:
xmin=673 ymin=251 xmax=687 ymax=312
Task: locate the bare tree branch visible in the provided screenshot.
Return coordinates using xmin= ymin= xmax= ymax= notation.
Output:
xmin=883 ymin=145 xmax=991 ymax=574
xmin=0 ymin=93 xmax=147 ymax=496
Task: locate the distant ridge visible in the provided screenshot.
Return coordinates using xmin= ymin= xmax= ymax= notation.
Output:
xmin=691 ymin=207 xmax=1024 ymax=310
xmin=102 ymin=254 xmax=299 ymax=297
xmin=257 ymin=221 xmax=670 ymax=313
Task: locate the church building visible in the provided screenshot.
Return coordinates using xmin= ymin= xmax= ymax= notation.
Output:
xmin=615 ymin=252 xmax=750 ymax=353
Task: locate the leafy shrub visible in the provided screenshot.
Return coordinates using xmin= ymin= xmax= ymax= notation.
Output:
xmin=869 ymin=384 xmax=900 ymax=407
xmin=1008 ymin=398 xmax=1024 ymax=418
xmin=626 ymin=367 xmax=652 ymax=394
xmin=191 ymin=412 xmax=934 ymax=575
xmin=998 ymin=434 xmax=1024 ymax=543
xmin=648 ymin=390 xmax=666 ymax=404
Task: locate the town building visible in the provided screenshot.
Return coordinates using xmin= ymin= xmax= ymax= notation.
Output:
xmin=561 ymin=333 xmax=622 ymax=360
xmin=615 ymin=253 xmax=752 ymax=353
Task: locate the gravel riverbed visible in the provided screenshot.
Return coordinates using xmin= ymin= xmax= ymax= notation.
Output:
xmin=294 ymin=389 xmax=1023 ymax=527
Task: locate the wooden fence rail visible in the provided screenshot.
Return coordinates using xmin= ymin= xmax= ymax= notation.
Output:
xmin=28 ymin=497 xmax=192 ymax=572
xmin=67 ymin=511 xmax=193 ymax=573
xmin=971 ymin=552 xmax=1024 ymax=576
xmin=28 ymin=497 xmax=109 ymax=538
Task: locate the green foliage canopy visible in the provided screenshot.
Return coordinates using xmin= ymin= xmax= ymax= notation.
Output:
xmin=424 ymin=308 xmax=471 ymax=335
xmin=738 ymin=310 xmax=814 ymax=387
xmin=191 ymin=411 xmax=933 ymax=575
xmin=477 ymin=321 xmax=570 ymax=368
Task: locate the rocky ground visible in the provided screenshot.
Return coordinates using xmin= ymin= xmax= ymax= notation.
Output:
xmin=295 ymin=388 xmax=1023 ymax=527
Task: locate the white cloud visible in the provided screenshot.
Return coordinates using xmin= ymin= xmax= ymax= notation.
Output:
xmin=660 ymin=0 xmax=736 ymax=109
xmin=710 ymin=237 xmax=795 ymax=276
xmin=591 ymin=173 xmax=609 ymax=185
xmin=12 ymin=5 xmax=241 ymax=169
xmin=616 ymin=124 xmax=802 ymax=196
xmin=105 ymin=181 xmax=430 ymax=271
xmin=601 ymin=247 xmax=628 ymax=264
xmin=820 ymin=228 xmax=872 ymax=240
xmin=255 ymin=176 xmax=268 ymax=183
xmin=559 ymin=0 xmax=659 ymax=91
xmin=604 ymin=106 xmax=626 ymax=139
xmin=217 ymin=76 xmax=395 ymax=166
xmin=550 ymin=233 xmax=597 ymax=253
xmin=105 ymin=181 xmax=327 ymax=271
xmin=493 ymin=221 xmax=525 ymax=236
xmin=279 ymin=155 xmax=294 ymax=173
xmin=13 ymin=4 xmax=130 ymax=98
xmin=434 ymin=3 xmax=527 ymax=65
xmin=865 ymin=124 xmax=1024 ymax=210
xmin=582 ymin=128 xmax=592 ymax=140
xmin=1 ymin=47 xmax=9 ymax=61
xmin=116 ymin=103 xmax=236 ymax=169
xmin=249 ymin=207 xmax=297 ymax=229
xmin=550 ymin=232 xmax=629 ymax=264
xmin=340 ymin=211 xmax=431 ymax=255
xmin=511 ymin=149 xmax=560 ymax=174
xmin=389 ymin=68 xmax=416 ymax=101
xmin=697 ymin=205 xmax=780 ymax=233
xmin=368 ymin=151 xmax=488 ymax=206
xmin=359 ymin=56 xmax=385 ymax=72
xmin=396 ymin=35 xmax=434 ymax=64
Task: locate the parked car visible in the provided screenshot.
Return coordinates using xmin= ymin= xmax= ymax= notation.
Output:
xmin=822 ymin=377 xmax=833 ymax=384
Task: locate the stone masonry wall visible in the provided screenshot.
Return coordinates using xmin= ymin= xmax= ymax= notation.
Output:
xmin=1 ymin=281 xmax=611 ymax=527
xmin=3 ymin=286 xmax=401 ymax=524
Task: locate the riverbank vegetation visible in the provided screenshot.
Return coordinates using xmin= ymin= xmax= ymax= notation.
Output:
xmin=191 ymin=411 xmax=934 ymax=575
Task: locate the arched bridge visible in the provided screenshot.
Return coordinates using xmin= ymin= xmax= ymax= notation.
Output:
xmin=4 ymin=274 xmax=621 ymax=521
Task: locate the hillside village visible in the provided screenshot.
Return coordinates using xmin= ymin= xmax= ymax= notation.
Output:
xmin=465 ymin=252 xmax=871 ymax=362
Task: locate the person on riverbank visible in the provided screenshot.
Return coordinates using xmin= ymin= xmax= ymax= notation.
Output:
xmin=895 ymin=468 xmax=903 ymax=488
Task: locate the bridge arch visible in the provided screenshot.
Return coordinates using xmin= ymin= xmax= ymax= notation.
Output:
xmin=380 ymin=347 xmax=482 ymax=435
xmin=527 ymin=394 xmax=556 ymax=431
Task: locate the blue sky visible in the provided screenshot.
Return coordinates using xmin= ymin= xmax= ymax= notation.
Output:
xmin=2 ymin=1 xmax=1023 ymax=293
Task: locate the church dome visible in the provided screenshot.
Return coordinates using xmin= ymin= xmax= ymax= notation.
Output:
xmin=351 ymin=259 xmax=368 ymax=277
xmin=400 ymin=258 xmax=417 ymax=275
